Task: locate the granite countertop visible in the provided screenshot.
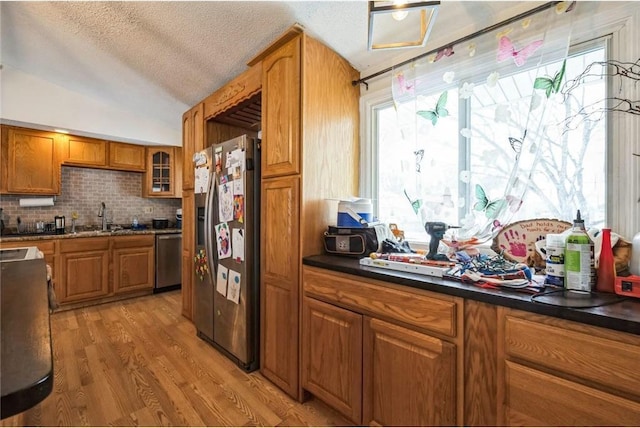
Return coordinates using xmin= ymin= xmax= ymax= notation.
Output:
xmin=0 ymin=228 xmax=182 ymax=242
xmin=303 ymin=254 xmax=640 ymax=335
xmin=1 ymin=258 xmax=53 ymax=419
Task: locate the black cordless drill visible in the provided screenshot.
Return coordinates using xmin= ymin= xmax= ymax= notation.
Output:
xmin=424 ymin=222 xmax=458 ymax=261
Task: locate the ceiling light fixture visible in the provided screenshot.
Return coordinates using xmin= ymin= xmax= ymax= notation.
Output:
xmin=368 ymin=0 xmax=440 ymax=50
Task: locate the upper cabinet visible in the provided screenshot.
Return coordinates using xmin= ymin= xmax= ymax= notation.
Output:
xmin=182 ymin=103 xmax=204 ymax=191
xmin=108 ymin=142 xmax=146 ymax=172
xmin=143 ymin=146 xmax=182 ymax=198
xmin=261 ymin=37 xmax=301 ymax=178
xmin=63 ymin=135 xmax=108 ymax=167
xmin=62 ymin=137 xmax=145 ymax=172
xmin=1 ymin=126 xmax=64 ymax=195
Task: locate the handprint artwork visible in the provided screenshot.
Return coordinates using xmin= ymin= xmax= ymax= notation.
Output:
xmin=493 ymin=219 xmax=571 ymax=263
xmin=499 ymin=229 xmax=528 ymax=258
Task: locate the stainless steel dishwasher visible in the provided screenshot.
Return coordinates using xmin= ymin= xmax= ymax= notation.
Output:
xmin=155 ymin=233 xmax=182 ymax=292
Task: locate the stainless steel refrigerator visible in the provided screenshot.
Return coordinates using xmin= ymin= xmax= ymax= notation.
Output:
xmin=193 ymin=135 xmax=260 ymax=372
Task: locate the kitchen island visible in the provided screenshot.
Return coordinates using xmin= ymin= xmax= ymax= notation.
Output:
xmin=1 ymin=258 xmax=53 ymax=420
xmin=301 ymin=254 xmax=640 ymax=426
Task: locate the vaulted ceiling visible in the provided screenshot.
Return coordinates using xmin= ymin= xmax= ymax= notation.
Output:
xmin=1 ymin=1 xmax=545 ymax=145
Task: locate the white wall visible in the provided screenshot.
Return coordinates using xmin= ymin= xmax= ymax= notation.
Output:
xmin=1 ymin=65 xmax=187 ymax=146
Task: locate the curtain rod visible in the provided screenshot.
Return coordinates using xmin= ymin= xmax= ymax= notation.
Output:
xmin=353 ymin=1 xmax=560 ymax=88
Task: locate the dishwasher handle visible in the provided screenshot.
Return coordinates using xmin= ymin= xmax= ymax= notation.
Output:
xmin=157 ymin=235 xmax=181 ymax=240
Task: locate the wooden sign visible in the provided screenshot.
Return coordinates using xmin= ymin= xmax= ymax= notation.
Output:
xmin=492 ymin=218 xmax=571 ymax=263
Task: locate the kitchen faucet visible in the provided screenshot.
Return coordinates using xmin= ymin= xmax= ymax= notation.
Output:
xmin=98 ymin=202 xmax=108 ymax=231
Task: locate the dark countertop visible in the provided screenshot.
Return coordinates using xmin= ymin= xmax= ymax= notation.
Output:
xmin=0 ymin=228 xmax=182 ymax=243
xmin=1 ymin=258 xmax=53 ymax=419
xmin=303 ymin=254 xmax=640 ymax=335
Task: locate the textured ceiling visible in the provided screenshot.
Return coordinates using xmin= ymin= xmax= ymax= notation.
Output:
xmin=0 ymin=1 xmax=545 ymax=142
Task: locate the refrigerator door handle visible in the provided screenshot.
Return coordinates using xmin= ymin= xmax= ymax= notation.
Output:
xmin=203 ymin=165 xmax=216 ymax=283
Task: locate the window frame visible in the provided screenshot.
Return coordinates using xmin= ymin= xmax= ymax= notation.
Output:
xmin=360 ymin=3 xmax=639 ymax=241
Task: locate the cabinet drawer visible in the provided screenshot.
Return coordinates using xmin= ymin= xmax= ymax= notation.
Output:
xmin=60 ymin=237 xmax=109 ymax=253
xmin=504 ymin=312 xmax=640 ymax=399
xmin=303 ymin=266 xmax=458 ymax=337
xmin=111 ymin=234 xmax=154 ymax=249
xmin=0 ymin=239 xmax=55 ymax=255
xmin=503 ymin=361 xmax=640 ymax=426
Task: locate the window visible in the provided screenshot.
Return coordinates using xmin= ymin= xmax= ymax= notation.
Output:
xmin=372 ymin=42 xmax=608 ymax=242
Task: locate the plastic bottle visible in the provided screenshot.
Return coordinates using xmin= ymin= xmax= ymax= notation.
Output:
xmin=545 ymin=233 xmax=565 ymax=287
xmin=595 ymin=228 xmax=615 ymax=293
xmin=631 ymin=232 xmax=640 ymax=276
xmin=564 ymin=210 xmax=595 ymax=292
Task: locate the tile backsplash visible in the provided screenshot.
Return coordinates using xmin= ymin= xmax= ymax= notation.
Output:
xmin=0 ymin=166 xmax=181 ymax=230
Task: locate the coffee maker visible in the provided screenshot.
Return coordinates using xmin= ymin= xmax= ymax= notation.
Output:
xmin=55 ymin=215 xmax=65 ymax=234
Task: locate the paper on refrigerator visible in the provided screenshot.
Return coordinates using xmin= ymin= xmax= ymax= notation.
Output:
xmin=227 ymin=269 xmax=241 ymax=304
xmin=216 ymin=264 xmax=228 ymax=296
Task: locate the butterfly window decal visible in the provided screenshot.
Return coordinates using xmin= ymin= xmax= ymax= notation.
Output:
xmin=508 ymin=130 xmax=527 ymax=159
xmin=497 ymin=36 xmax=543 ymax=67
xmin=534 ymin=59 xmax=566 ymax=98
xmin=417 ymin=91 xmax=449 ymax=126
xmin=474 ymin=184 xmax=507 ymax=220
xmin=404 ymin=190 xmax=423 ymax=214
xmin=414 ymin=149 xmax=425 ymax=173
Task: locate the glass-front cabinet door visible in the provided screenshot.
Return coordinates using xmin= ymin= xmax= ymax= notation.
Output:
xmin=144 ymin=147 xmax=182 ymax=198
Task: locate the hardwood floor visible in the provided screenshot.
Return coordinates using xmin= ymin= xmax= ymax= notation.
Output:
xmin=1 ymin=291 xmax=351 ymax=427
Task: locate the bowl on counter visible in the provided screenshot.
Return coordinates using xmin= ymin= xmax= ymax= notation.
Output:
xmin=152 ymin=218 xmax=169 ymax=229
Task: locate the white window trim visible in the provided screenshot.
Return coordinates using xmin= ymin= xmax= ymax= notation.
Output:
xmin=360 ymin=3 xmax=640 ymax=240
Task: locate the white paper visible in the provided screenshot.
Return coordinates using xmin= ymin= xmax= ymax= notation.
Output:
xmin=216 ymin=264 xmax=228 ymax=296
xmin=227 ymin=269 xmax=241 ymax=304
xmin=215 ymin=222 xmax=232 ymax=259
xmin=232 ymin=228 xmax=245 ymax=261
xmin=218 ymin=181 xmax=234 ymax=222
xmin=19 ymin=197 xmax=55 ymax=207
xmin=233 ymin=177 xmax=244 ymax=195
xmin=194 ymin=167 xmax=209 ymax=194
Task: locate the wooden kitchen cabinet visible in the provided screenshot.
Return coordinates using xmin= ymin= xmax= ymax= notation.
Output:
xmin=1 ymin=126 xmax=64 ymax=195
xmin=261 ymin=175 xmax=300 ymax=397
xmin=63 ymin=135 xmax=108 ymax=167
xmin=498 ymin=308 xmax=640 ymax=426
xmin=181 ymin=191 xmax=195 ymax=319
xmin=302 ymin=266 xmax=461 ymax=425
xmin=260 ymin=34 xmax=301 ymax=178
xmin=363 ymin=317 xmax=457 ymax=427
xmin=108 ymin=141 xmax=146 ymax=172
xmin=112 ymin=235 xmax=154 ymax=295
xmin=0 ymin=239 xmax=58 ymax=286
xmin=143 ymin=146 xmax=182 ymax=198
xmin=58 ymin=237 xmax=110 ymax=304
xmin=302 ymin=297 xmax=362 ymax=424
xmin=254 ymin=28 xmax=360 ymax=401
xmin=182 ymin=103 xmax=203 ymax=191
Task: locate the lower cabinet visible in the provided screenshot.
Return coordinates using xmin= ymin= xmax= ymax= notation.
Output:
xmin=302 ymin=297 xmax=362 ymax=424
xmin=3 ymin=235 xmax=156 ymax=307
xmin=0 ymin=239 xmax=58 ymax=285
xmin=59 ymin=238 xmax=110 ymax=303
xmin=301 ymin=266 xmax=460 ymax=426
xmin=112 ymin=235 xmax=154 ymax=295
xmin=363 ymin=317 xmax=457 ymax=427
xmin=499 ymin=308 xmax=640 ymax=426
